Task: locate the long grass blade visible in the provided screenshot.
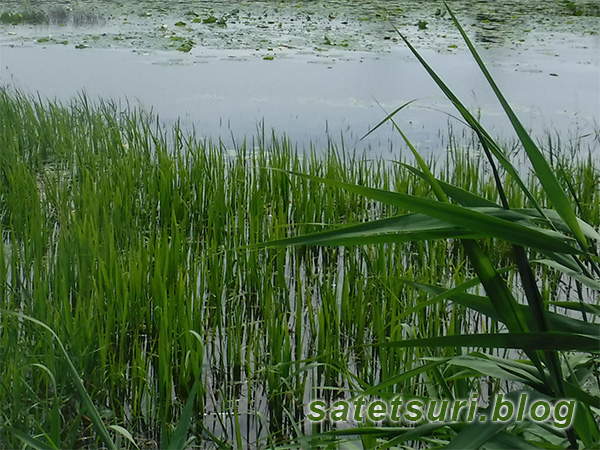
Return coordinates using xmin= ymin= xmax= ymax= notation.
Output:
xmin=377 ymin=332 xmax=600 ymax=352
xmin=443 ymin=3 xmax=588 ymax=249
xmin=164 ymin=375 xmax=201 ymax=450
xmin=267 ymin=170 xmax=580 ymax=255
xmin=1 ymin=311 xmax=118 ymax=450
xmin=1 ymin=426 xmax=57 ymax=450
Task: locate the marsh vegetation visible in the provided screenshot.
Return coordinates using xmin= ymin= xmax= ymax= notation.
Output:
xmin=0 ymin=82 xmax=598 ymax=447
xmin=0 ymin=2 xmax=599 ymax=450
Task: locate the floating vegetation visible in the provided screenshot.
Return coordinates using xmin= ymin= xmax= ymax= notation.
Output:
xmin=1 ymin=0 xmax=596 ymax=54
xmin=561 ymin=0 xmax=600 ymax=16
xmin=177 ymin=39 xmax=194 ymax=52
xmin=0 ymin=10 xmax=48 ymax=25
xmin=202 ymin=15 xmax=227 ymax=26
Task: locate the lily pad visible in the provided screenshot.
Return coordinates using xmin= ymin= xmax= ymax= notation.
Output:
xmin=177 ymin=40 xmax=194 ymax=52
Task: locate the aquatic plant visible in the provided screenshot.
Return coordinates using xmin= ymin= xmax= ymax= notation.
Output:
xmin=0 ymin=10 xmax=48 ymax=25
xmin=264 ymin=4 xmax=600 ymax=449
xmin=0 ymin=5 xmax=598 ymax=450
xmin=562 ymin=0 xmax=600 ymax=17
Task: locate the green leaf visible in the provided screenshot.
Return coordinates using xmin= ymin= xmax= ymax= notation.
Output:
xmin=446 ymin=421 xmax=504 ymax=450
xmin=446 ymin=354 xmax=543 ymax=385
xmin=267 ymin=213 xmax=479 ymax=247
xmin=398 ymin=162 xmax=499 ymax=207
xmin=1 ymin=311 xmax=118 ymax=450
xmin=460 ymin=241 xmax=530 ymax=335
xmin=444 ymin=4 xmax=588 ymax=250
xmin=408 ymin=281 xmax=600 ymax=337
xmin=378 ymin=332 xmax=600 ymax=352
xmin=379 ymin=423 xmax=451 ymax=448
xmin=485 ymin=429 xmax=546 ymax=449
xmin=358 ymin=359 xmax=449 ymax=397
xmin=163 ymin=375 xmax=201 ymax=450
xmin=108 ymin=425 xmax=139 ymax=449
xmin=267 ymin=170 xmax=580 ymax=255
xmin=517 ymin=209 xmax=600 ymax=242
xmin=535 ymin=259 xmax=600 ymax=291
xmin=2 ymin=426 xmax=57 ymax=450
xmin=548 ymin=301 xmax=600 ymax=316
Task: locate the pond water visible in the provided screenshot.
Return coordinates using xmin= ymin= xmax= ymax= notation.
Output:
xmin=1 ymin=0 xmax=598 ymax=155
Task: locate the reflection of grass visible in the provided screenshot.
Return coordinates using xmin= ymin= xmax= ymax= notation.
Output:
xmin=0 ymin=10 xmax=48 ymax=25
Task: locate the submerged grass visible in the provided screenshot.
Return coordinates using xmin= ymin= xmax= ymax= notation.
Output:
xmin=0 ymin=16 xmax=599 ymax=447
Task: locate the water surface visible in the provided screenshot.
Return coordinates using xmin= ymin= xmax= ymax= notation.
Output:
xmin=1 ymin=0 xmax=598 ymax=154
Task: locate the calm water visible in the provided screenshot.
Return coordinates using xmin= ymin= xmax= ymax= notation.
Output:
xmin=1 ymin=0 xmax=598 ymax=154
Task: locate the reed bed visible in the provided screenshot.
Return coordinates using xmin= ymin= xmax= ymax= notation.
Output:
xmin=0 ymin=75 xmax=598 ymax=449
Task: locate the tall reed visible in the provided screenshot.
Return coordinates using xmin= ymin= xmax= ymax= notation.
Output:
xmin=264 ymin=5 xmax=600 ymax=449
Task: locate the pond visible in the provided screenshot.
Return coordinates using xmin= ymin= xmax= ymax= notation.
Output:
xmin=1 ymin=0 xmax=598 ymax=155
xmin=1 ymin=3 xmax=599 ymax=449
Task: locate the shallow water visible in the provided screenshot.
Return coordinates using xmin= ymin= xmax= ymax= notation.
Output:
xmin=0 ymin=0 xmax=598 ymax=154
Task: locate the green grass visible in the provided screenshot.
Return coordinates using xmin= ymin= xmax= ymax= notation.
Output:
xmin=0 ymin=10 xmax=599 ymax=448
xmin=0 ymin=86 xmax=597 ymax=448
xmin=265 ymin=5 xmax=600 ymax=448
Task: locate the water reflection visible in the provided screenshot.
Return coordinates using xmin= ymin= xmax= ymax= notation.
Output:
xmin=1 ymin=40 xmax=597 ymax=156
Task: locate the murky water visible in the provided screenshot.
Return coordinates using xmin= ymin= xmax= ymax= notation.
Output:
xmin=1 ymin=0 xmax=598 ymax=154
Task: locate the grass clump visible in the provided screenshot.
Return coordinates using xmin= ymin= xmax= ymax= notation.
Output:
xmin=0 ymin=84 xmax=597 ymax=448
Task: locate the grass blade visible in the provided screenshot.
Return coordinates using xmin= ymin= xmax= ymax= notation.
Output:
xmin=2 ymin=426 xmax=57 ymax=450
xmin=267 ymin=170 xmax=580 ymax=255
xmin=164 ymin=375 xmax=201 ymax=450
xmin=444 ymin=3 xmax=588 ymax=249
xmin=378 ymin=332 xmax=600 ymax=352
xmin=1 ymin=311 xmax=118 ymax=450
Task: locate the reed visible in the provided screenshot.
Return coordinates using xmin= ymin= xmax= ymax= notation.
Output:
xmin=0 ymin=11 xmax=598 ymax=448
xmin=266 ymin=5 xmax=600 ymax=449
